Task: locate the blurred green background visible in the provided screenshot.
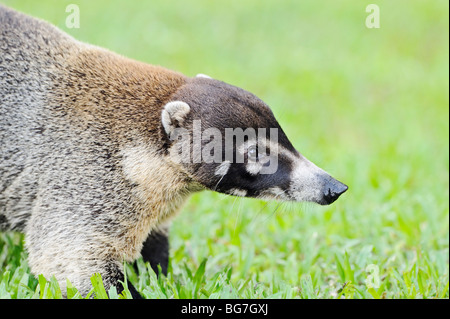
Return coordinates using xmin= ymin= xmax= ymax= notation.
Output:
xmin=1 ymin=0 xmax=448 ymax=298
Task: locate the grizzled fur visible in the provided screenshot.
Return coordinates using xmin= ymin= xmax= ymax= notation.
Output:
xmin=0 ymin=6 xmax=347 ymax=298
xmin=0 ymin=6 xmax=190 ymax=297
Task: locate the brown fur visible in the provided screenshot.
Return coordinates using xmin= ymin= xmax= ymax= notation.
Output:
xmin=0 ymin=5 xmax=194 ymax=296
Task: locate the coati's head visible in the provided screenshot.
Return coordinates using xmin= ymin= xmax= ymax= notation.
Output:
xmin=161 ymin=75 xmax=347 ymax=205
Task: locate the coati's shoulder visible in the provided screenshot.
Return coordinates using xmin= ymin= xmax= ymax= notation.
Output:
xmin=63 ymin=48 xmax=187 ymax=119
xmin=56 ymin=44 xmax=188 ymax=150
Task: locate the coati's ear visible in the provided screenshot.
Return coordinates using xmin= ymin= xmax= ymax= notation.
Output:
xmin=196 ymin=73 xmax=212 ymax=79
xmin=161 ymin=101 xmax=191 ymax=136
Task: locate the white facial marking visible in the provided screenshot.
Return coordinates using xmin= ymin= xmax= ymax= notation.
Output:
xmin=268 ymin=187 xmax=288 ymax=200
xmin=215 ymin=160 xmax=231 ymax=176
xmin=258 ymin=187 xmax=288 ymax=201
xmin=290 ymin=157 xmax=326 ymax=202
xmin=228 ymin=188 xmax=247 ymax=197
xmin=246 ymin=162 xmax=262 ymax=176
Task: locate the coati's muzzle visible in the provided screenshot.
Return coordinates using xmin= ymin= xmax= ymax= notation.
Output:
xmin=288 ymin=156 xmax=348 ymax=205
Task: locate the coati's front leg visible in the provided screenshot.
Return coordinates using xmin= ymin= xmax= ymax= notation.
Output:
xmin=116 ymin=272 xmax=143 ymax=299
xmin=26 ymin=228 xmax=143 ymax=298
xmin=25 ymin=198 xmax=144 ymax=299
xmin=139 ymin=226 xmax=170 ymax=276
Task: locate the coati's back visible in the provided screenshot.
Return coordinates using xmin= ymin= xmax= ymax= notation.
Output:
xmin=0 ymin=6 xmax=77 ymax=230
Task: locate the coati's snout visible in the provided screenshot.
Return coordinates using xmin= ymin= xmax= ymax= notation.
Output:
xmin=288 ymin=156 xmax=348 ymax=205
xmin=161 ymin=76 xmax=348 ymax=205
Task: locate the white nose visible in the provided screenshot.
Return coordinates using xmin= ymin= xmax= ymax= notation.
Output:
xmin=289 ymin=157 xmax=347 ymax=205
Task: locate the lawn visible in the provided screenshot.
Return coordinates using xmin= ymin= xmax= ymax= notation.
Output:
xmin=0 ymin=0 xmax=448 ymax=299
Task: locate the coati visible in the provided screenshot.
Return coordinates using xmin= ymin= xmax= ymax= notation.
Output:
xmin=0 ymin=5 xmax=348 ymax=298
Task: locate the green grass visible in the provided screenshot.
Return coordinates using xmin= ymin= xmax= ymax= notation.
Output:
xmin=1 ymin=0 xmax=448 ymax=299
